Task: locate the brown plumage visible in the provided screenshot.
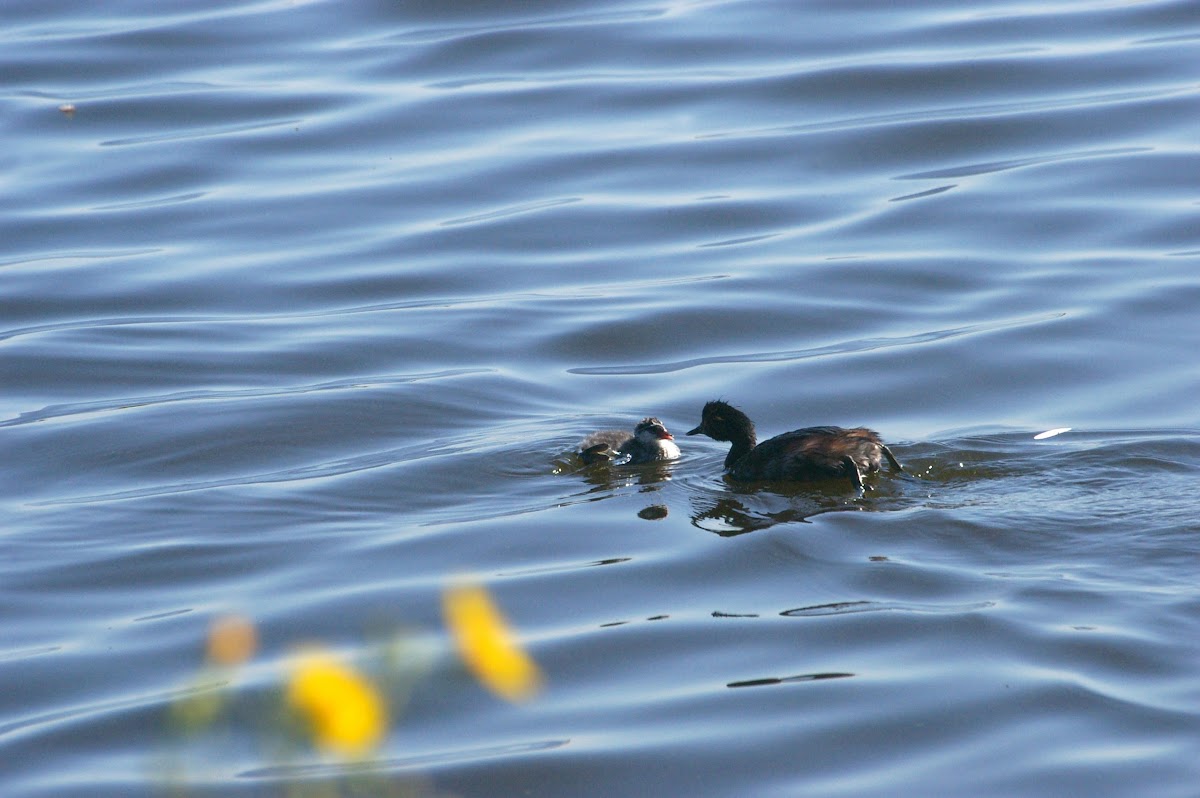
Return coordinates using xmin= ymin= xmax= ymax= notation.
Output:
xmin=686 ymin=400 xmax=902 ymax=489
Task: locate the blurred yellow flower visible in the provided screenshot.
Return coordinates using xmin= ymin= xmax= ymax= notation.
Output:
xmin=443 ymin=581 xmax=543 ymax=702
xmin=287 ymin=650 xmax=387 ymax=758
xmin=206 ymin=614 xmax=257 ymax=666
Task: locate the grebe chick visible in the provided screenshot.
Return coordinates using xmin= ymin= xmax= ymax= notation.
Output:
xmin=579 ymin=417 xmax=681 ymax=465
xmin=686 ymin=400 xmax=901 ymax=489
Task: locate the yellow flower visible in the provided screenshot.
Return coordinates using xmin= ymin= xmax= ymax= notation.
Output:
xmin=443 ymin=581 xmax=543 ymax=702
xmin=287 ymin=650 xmax=387 ymax=758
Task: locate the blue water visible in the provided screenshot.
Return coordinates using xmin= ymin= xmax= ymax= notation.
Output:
xmin=3 ymin=0 xmax=1199 ymax=795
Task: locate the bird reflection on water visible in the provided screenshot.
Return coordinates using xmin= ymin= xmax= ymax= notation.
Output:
xmin=689 ymin=494 xmax=874 ymax=536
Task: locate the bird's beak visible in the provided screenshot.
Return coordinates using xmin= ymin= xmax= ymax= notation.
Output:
xmin=686 ymin=425 xmax=702 ymax=436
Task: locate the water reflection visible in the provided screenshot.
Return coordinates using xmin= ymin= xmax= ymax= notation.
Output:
xmin=637 ymin=504 xmax=669 ymax=521
xmin=689 ymin=494 xmax=865 ymax=536
xmin=727 ymin=672 xmax=854 ymax=689
xmin=562 ymin=453 xmax=678 ymax=493
xmin=686 ymin=476 xmax=901 ymax=535
xmin=555 ymin=451 xmax=679 ymax=520
xmin=560 ymin=446 xmax=913 ymax=533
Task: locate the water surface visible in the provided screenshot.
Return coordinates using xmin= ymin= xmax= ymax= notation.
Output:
xmin=3 ymin=0 xmax=1199 ymax=796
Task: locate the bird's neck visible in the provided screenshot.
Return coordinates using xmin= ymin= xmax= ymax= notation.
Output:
xmin=723 ymin=429 xmax=756 ymax=469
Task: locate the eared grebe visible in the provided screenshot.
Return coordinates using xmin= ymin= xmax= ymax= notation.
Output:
xmin=686 ymin=400 xmax=902 ymax=489
xmin=579 ymin=417 xmax=681 ymax=465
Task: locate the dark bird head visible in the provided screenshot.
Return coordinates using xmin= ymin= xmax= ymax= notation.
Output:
xmin=687 ymin=400 xmax=755 ymax=444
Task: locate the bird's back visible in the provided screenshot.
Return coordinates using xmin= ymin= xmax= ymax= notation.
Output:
xmin=729 ymin=425 xmax=889 ymax=481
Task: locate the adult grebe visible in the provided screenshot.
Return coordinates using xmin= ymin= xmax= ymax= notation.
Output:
xmin=687 ymin=400 xmax=901 ymax=489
